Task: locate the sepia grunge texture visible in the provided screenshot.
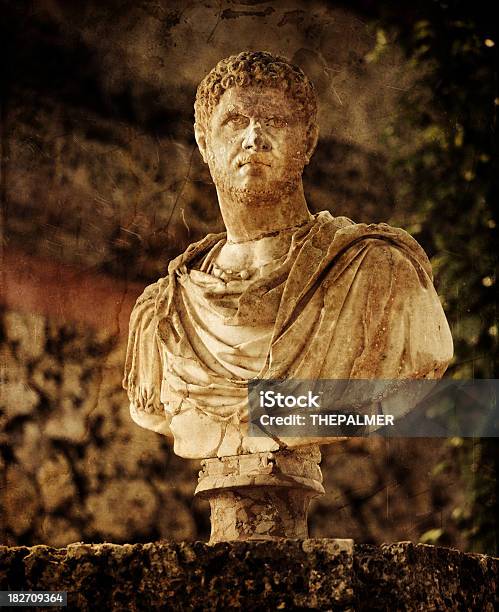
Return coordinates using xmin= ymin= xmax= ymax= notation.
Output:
xmin=1 ymin=1 xmax=470 ymax=548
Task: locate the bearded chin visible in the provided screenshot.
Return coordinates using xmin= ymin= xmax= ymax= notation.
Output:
xmin=213 ymin=174 xmax=302 ymax=206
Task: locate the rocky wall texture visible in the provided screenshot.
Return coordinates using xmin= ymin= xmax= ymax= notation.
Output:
xmin=1 ymin=308 xmax=469 ymax=549
xmin=0 ymin=2 xmax=476 ymax=553
xmin=0 ymin=541 xmax=497 ymax=611
xmin=0 ymin=308 xmax=202 ymax=546
xmin=3 ymin=0 xmax=411 ymax=284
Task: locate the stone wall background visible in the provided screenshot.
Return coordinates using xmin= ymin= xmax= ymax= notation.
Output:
xmin=0 ymin=1 xmax=486 ymax=549
xmin=0 ymin=309 xmax=203 ymax=546
xmin=3 ymin=0 xmax=412 ymax=284
xmin=1 ymin=308 xmax=468 ymax=549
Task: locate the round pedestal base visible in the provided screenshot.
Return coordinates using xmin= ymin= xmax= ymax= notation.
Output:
xmin=195 ymin=446 xmax=324 ymax=543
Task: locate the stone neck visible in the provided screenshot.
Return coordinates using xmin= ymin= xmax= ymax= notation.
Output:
xmin=217 ymin=183 xmax=312 ymax=243
xmin=213 ymin=216 xmax=315 ymax=273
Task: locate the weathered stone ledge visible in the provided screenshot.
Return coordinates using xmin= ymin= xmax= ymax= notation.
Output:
xmin=0 ymin=540 xmax=497 ymax=611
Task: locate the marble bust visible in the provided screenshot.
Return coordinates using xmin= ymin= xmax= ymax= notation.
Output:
xmin=123 ymin=51 xmax=453 ymax=461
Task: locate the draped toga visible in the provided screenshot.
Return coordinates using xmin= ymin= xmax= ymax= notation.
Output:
xmin=123 ymin=211 xmax=453 ymax=457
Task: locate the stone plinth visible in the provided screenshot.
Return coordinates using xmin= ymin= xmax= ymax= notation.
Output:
xmin=1 ymin=541 xmax=497 ymax=611
xmin=195 ymin=446 xmax=324 ymax=543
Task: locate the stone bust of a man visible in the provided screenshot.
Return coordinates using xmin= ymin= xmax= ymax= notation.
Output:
xmin=123 ymin=51 xmax=453 ymax=459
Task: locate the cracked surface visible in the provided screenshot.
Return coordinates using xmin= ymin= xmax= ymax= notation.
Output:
xmin=0 ymin=541 xmax=496 ymax=611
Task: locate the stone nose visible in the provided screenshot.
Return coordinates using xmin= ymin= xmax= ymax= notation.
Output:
xmin=242 ymin=120 xmax=271 ymax=152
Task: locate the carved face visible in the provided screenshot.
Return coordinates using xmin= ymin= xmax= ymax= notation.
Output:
xmin=196 ymin=86 xmax=317 ymax=202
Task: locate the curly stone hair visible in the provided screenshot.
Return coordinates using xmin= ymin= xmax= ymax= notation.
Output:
xmin=194 ymin=51 xmax=317 ymax=130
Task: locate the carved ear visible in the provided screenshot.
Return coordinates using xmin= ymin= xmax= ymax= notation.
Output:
xmin=305 ymin=123 xmax=319 ymax=164
xmin=194 ymin=122 xmax=208 ymax=164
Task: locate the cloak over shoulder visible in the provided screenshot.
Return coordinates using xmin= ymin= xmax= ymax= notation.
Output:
xmin=123 ymin=212 xmax=453 ymax=453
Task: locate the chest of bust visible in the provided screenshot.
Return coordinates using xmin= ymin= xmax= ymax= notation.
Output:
xmin=214 ymin=233 xmax=294 ymax=272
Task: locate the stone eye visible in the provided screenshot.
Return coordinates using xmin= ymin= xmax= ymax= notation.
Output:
xmin=227 ymin=115 xmax=249 ymax=128
xmin=266 ymin=117 xmax=287 ymax=128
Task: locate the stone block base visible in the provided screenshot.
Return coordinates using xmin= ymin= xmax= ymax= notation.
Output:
xmin=0 ymin=541 xmax=497 ymax=610
xmin=196 ymin=447 xmax=324 ymax=542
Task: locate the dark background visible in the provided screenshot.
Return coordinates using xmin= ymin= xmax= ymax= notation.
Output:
xmin=1 ymin=0 xmax=497 ymax=554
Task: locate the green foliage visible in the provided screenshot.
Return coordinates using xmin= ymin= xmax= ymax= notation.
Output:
xmin=419 ymin=527 xmax=444 ymax=545
xmin=377 ymin=2 xmax=497 ymax=379
xmin=372 ymin=1 xmax=497 ymax=554
xmin=444 ymin=438 xmax=498 ymax=554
